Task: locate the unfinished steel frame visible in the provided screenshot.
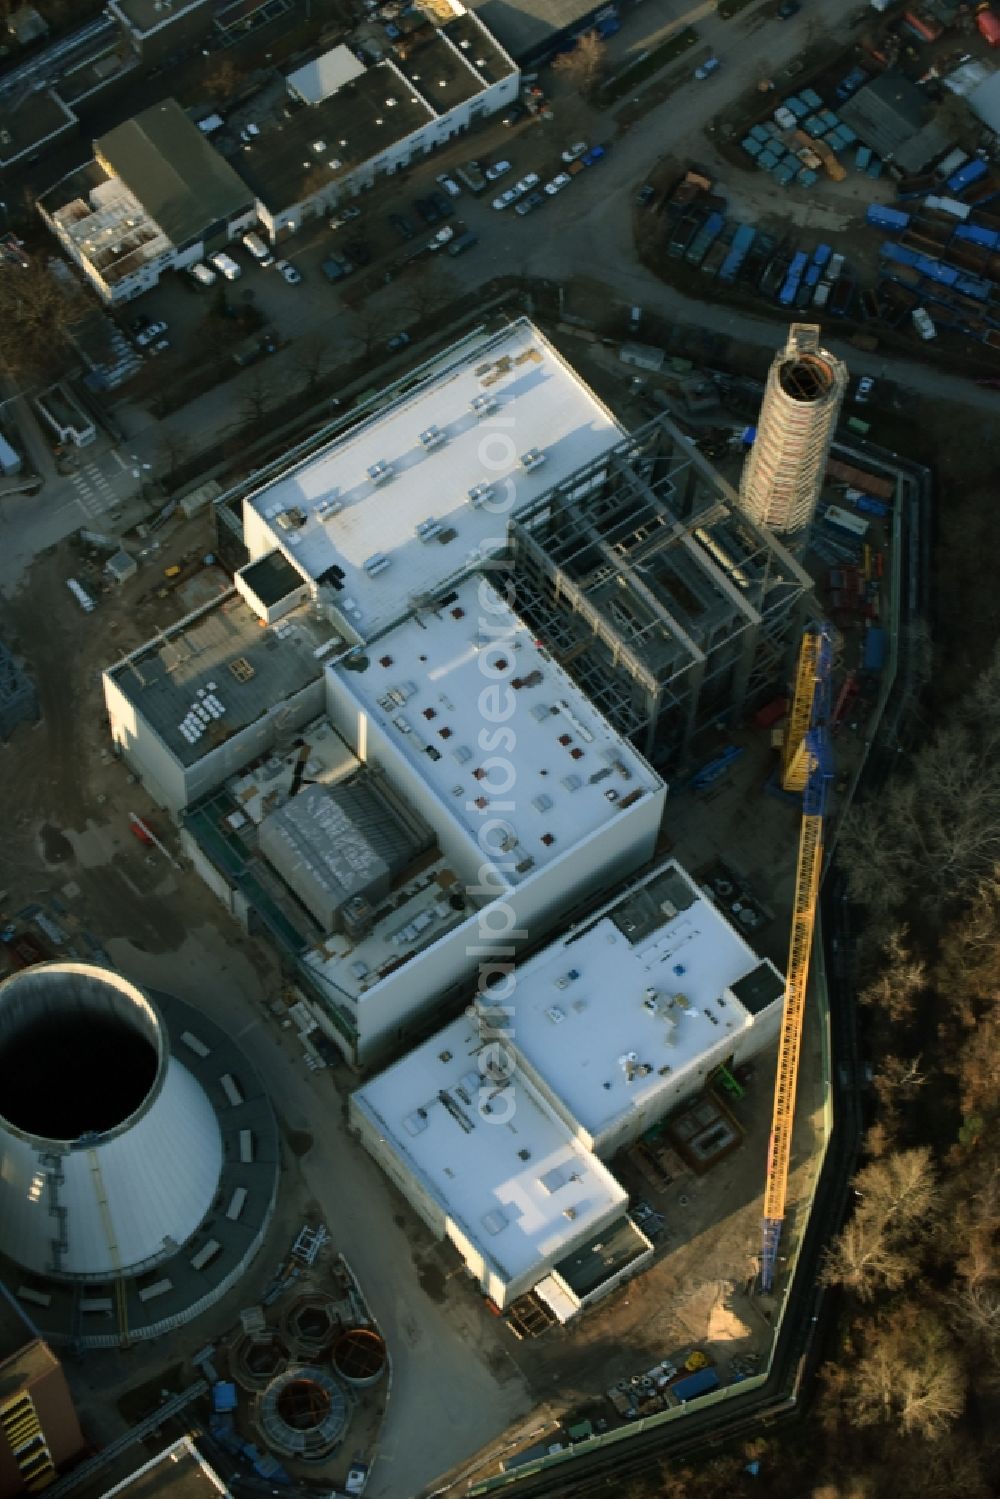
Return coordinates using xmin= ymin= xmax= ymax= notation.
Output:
xmin=508 ymin=415 xmax=815 ymax=766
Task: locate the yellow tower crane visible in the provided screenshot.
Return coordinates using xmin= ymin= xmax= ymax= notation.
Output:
xmin=761 ymin=622 xmax=834 ymax=1292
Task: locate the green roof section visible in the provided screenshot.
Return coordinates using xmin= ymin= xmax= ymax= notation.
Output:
xmin=97 ymin=98 xmax=253 ymax=247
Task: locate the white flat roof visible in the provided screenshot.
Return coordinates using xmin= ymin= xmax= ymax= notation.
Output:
xmin=353 ymin=1012 xmax=627 ymax=1284
xmin=329 ymin=574 xmax=661 ymax=880
xmin=243 ymin=319 xmax=623 ymax=638
xmin=496 ymin=862 xmax=784 ymax=1142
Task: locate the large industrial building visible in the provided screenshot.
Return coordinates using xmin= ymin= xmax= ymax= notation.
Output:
xmin=737 ymin=324 xmax=847 ymax=541
xmin=237 ymin=319 xmax=624 ymax=642
xmin=0 ymin=963 xmax=280 ymax=1347
xmin=351 ymin=858 xmax=784 ymax=1315
xmin=105 ymin=569 xmax=665 ymax=1064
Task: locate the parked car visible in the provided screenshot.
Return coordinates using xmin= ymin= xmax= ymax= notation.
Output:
xmin=209 ymin=251 xmax=241 ymax=281
xmin=427 ymin=189 xmax=453 ymax=218
xmin=340 ymin=204 xmax=362 ymax=221
xmin=501 ymin=105 xmax=524 ymax=126
xmin=854 ymin=375 xmax=875 ymax=403
xmin=386 ymin=332 xmax=411 ymax=352
xmin=275 ymin=259 xmax=302 ymax=284
xmin=636 ymin=183 xmax=657 ymax=206
xmin=580 ymin=145 xmax=606 ymax=166
xmin=545 ymin=173 xmax=572 ymax=195
xmin=427 ymin=226 xmax=455 ymax=250
xmin=694 ymin=56 xmax=721 ymax=79
xmin=777 ymin=0 xmax=801 ymax=16
xmin=414 ymin=196 xmax=440 ymax=224
xmin=447 ymin=231 xmax=479 ymax=256
xmin=514 ymin=171 xmax=540 ymax=195
xmin=436 ymin=172 xmax=462 ymax=197
xmin=561 ymin=141 xmax=588 ymax=163
xmin=147 ymin=338 xmax=171 ymax=356
xmin=484 ymin=159 xmax=512 ymax=181
xmin=514 ymin=190 xmax=545 ymax=217
xmin=239 ymin=123 xmax=260 ymax=143
xmin=321 ymin=255 xmax=353 ymax=282
xmin=188 ymin=262 xmax=217 ymax=286
xmin=135 ymin=319 xmax=168 ymax=347
xmin=492 ymin=188 xmax=519 ymax=210
xmin=389 ymin=213 xmax=415 ymax=240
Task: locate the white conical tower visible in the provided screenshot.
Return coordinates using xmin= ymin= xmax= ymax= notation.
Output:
xmin=0 ymin=963 xmax=223 ymax=1280
xmin=739 ymin=324 xmax=848 ymax=538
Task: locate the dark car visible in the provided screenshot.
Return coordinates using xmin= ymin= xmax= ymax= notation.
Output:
xmin=321 ymin=255 xmax=354 ymax=282
xmin=414 ymin=197 xmax=440 ymax=225
xmin=427 ymin=189 xmax=454 ymax=219
xmin=636 ymin=184 xmax=656 ymax=206
xmin=389 ymin=213 xmax=415 ymax=240
xmin=777 ymin=0 xmax=801 ymax=14
xmin=501 ymin=104 xmax=524 ymax=126
xmin=386 ymin=332 xmax=411 ymax=352
xmin=514 ymin=190 xmax=545 ymax=217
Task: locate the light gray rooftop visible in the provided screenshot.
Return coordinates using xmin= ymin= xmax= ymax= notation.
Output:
xmin=242 ymin=319 xmax=624 ymax=638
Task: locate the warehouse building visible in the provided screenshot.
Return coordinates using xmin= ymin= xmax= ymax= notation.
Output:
xmin=351 ymin=857 xmax=783 ymax=1314
xmin=238 ymin=318 xmax=624 ymax=642
xmin=38 ymin=100 xmax=255 ymax=306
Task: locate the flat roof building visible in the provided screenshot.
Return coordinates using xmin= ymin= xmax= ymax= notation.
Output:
xmin=351 ymin=857 xmax=783 ymax=1313
xmin=0 ymin=1340 xmax=85 ymax=1498
xmin=488 ymin=860 xmax=785 ymax=1158
xmin=350 ymin=1011 xmax=651 ymax=1311
xmin=240 ymin=319 xmax=624 ymax=640
xmin=104 ymin=590 xmax=335 ymax=814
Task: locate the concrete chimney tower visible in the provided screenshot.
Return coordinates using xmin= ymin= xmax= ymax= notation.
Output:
xmin=738 ymin=324 xmax=847 ymax=538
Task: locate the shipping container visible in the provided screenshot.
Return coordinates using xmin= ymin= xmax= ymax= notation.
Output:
xmin=668 ymin=1367 xmax=720 ymax=1404
xmin=862 ymin=626 xmax=887 ymax=674
xmin=825 ymin=505 xmax=870 ymax=540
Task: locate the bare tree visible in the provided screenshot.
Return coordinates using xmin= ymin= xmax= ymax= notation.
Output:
xmin=155 ymin=430 xmax=193 ymax=486
xmin=552 ymin=30 xmax=608 ymax=99
xmin=403 ymin=258 xmax=452 ymax=320
xmin=239 ymin=367 xmax=277 ymax=425
xmin=200 ymin=56 xmax=245 ymax=104
xmin=860 ymin=926 xmax=925 ymax=1023
xmin=293 ymin=333 xmax=330 ymax=394
xmin=847 ymin=1307 xmax=964 ymax=1439
xmin=0 ymin=261 xmax=90 ymax=382
xmin=822 ymin=1148 xmax=938 ymax=1301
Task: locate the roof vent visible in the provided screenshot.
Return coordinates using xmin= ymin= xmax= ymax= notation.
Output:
xmin=415 ymin=517 xmax=443 ymax=542
xmin=364 ymin=553 xmax=391 ymax=576
xmin=467 ymin=481 xmax=493 ymax=507
xmin=317 ymin=495 xmax=343 ymax=520
xmin=367 ymin=459 xmax=394 ymax=485
xmin=470 ymin=393 xmax=496 ymax=416
xmin=419 ymin=425 xmax=446 ymax=450
xmin=520 ymin=448 xmax=546 ymax=472
xmin=518 ymin=1148 xmax=531 ymax=1161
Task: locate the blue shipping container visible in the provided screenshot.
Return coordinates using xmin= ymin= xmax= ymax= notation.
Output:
xmin=855 ymin=494 xmax=888 ymax=517
xmin=866 ymin=205 xmax=909 ymax=232
xmin=946 ymin=158 xmax=988 ymax=194
xmin=863 ymin=627 xmax=887 ymax=674
xmin=671 ymin=1368 xmax=721 ymax=1402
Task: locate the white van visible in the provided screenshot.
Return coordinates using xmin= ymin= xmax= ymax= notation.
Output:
xmin=242 ymin=230 xmax=272 ymax=264
xmin=209 ymin=251 xmax=241 ymax=281
xmin=188 ymin=262 xmax=217 ymax=286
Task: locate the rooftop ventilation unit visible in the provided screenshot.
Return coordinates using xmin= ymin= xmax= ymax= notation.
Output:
xmin=316 ymin=495 xmax=343 ymax=520
xmin=470 ymin=393 xmax=496 ymax=416
xmin=311 ymin=139 xmax=327 ymax=154
xmin=419 ymin=425 xmax=446 ymax=450
xmin=520 ymin=448 xmax=546 ymax=472
xmin=467 ymin=481 xmax=493 ymax=508
xmin=276 ymin=507 xmax=308 ymax=530
xmin=415 ymin=517 xmax=443 ymax=542
xmin=364 ymin=553 xmax=391 ymax=576
xmin=367 ymin=460 xmax=394 ymax=485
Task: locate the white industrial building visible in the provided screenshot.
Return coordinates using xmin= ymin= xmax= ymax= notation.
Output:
xmin=351 ymin=858 xmax=784 ymax=1313
xmin=104 ymin=574 xmax=664 ymax=1063
xmin=238 ymin=318 xmax=624 ymax=641
xmin=350 ymin=1010 xmax=653 ymax=1314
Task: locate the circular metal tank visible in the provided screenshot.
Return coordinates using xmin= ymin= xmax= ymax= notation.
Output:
xmin=256 ymin=1366 xmax=349 ymax=1461
xmin=331 ymin=1326 xmax=387 ymax=1388
xmin=281 ymin=1292 xmax=341 ymax=1359
xmin=0 ymin=963 xmax=223 ymax=1280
